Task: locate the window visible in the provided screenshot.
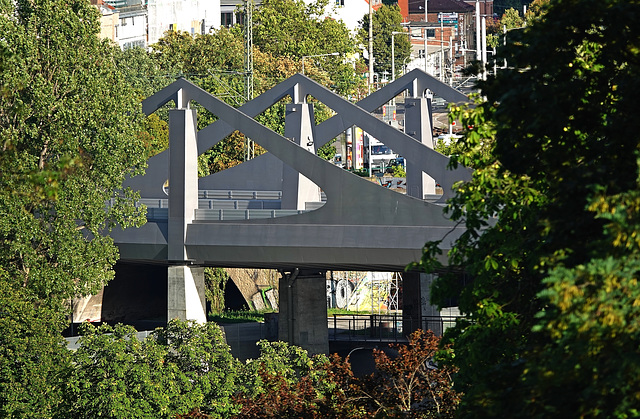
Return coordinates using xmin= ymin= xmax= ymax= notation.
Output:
xmin=426 ymin=28 xmax=435 ymax=38
xmin=221 ymin=12 xmax=234 ymax=27
xmin=335 ymin=0 xmax=344 ymax=6
xmin=371 ymin=145 xmax=392 ymax=155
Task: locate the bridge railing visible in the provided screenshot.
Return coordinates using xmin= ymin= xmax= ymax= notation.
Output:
xmin=329 ymin=313 xmax=462 ymax=343
xmin=195 ymin=209 xmax=307 ymax=221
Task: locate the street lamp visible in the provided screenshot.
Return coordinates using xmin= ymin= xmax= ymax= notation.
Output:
xmin=418 ymin=0 xmax=428 ymax=22
xmin=301 ymin=52 xmax=340 ymax=75
xmin=391 ymin=31 xmax=410 ymax=81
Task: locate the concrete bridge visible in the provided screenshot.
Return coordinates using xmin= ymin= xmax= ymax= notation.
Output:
xmin=109 ymin=69 xmax=470 ymax=354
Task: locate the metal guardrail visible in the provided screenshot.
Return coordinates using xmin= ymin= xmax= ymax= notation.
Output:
xmin=330 ymin=314 xmax=461 ymax=343
xmin=195 ymin=209 xmax=307 ymax=221
xmin=198 ymin=190 xmax=283 ymax=200
xmin=119 ymin=189 xmax=326 ymax=221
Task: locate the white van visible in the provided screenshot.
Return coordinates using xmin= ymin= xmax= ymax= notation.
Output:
xmin=366 ymin=137 xmax=398 ymax=172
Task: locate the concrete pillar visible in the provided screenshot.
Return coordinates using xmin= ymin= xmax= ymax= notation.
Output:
xmin=278 ymin=269 xmax=329 ymax=355
xmin=281 ymin=102 xmax=321 ymax=210
xmin=403 ymin=271 xmax=443 ymax=336
xmin=168 ymin=108 xmax=199 ymax=262
xmin=404 ymin=96 xmax=437 ymax=200
xmin=168 ymin=265 xmax=207 ymax=323
xmin=166 ymin=105 xmax=204 ymax=324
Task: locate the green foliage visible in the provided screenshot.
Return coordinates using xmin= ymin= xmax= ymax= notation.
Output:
xmin=234 ymin=330 xmax=459 ymax=418
xmin=0 ymin=0 xmax=148 ymax=310
xmin=357 ymin=4 xmax=411 ymax=78
xmin=204 ymin=268 xmax=230 ymax=316
xmin=234 ymin=341 xmax=338 ymax=418
xmin=209 ymin=310 xmax=272 ymax=323
xmin=252 ymin=0 xmax=354 ymax=61
xmin=63 ymin=320 xmax=240 ymax=418
xmin=0 ymin=1 xmax=150 ymax=414
xmin=390 ymin=163 xmax=406 ymax=177
xmin=360 ymin=330 xmax=460 ymax=417
xmin=500 ymin=8 xmax=524 ymax=29
xmin=524 ymin=0 xmax=550 ymax=25
xmin=415 ymin=0 xmax=640 ymax=416
xmin=317 ymin=142 xmax=337 ymax=161
xmin=493 ymin=0 xmax=524 ymax=17
xmin=0 ymin=278 xmax=71 ymax=418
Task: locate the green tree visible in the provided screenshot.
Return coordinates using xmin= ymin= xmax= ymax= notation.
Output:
xmin=251 ymin=0 xmax=359 ymax=95
xmin=0 ymin=0 xmax=147 ymax=413
xmin=358 ymin=330 xmax=460 ymax=417
xmin=0 ymin=0 xmax=147 ymax=304
xmin=204 ymin=267 xmax=230 ymax=315
xmin=487 ymin=8 xmax=524 ymax=49
xmin=500 ymin=7 xmax=524 ymax=28
xmin=63 ymin=320 xmax=240 ymax=418
xmin=358 ymin=4 xmax=411 ymax=80
xmin=0 ymin=279 xmax=71 ymax=418
xmin=234 ymin=331 xmax=459 ymax=418
xmin=416 ymin=0 xmax=640 ymax=416
xmin=524 ymin=0 xmax=550 ymax=25
xmin=234 ymin=341 xmax=340 ymax=418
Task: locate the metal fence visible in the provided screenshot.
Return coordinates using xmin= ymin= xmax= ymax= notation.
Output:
xmin=329 ymin=313 xmax=461 ymax=343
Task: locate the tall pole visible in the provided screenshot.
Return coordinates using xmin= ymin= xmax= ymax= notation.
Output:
xmin=424 ymin=0 xmax=427 ymax=22
xmin=423 ymin=29 xmax=428 ymax=73
xmin=391 ymin=33 xmax=395 ymax=81
xmin=449 ymin=35 xmax=454 ymax=86
xmin=391 ymin=31 xmax=408 ymax=81
xmin=481 ymin=16 xmax=487 ymax=80
xmin=244 ymin=0 xmax=254 ymax=161
xmin=368 ymin=0 xmax=374 ymax=93
xmin=475 ymin=0 xmax=481 ymax=63
xmin=440 ymin=18 xmax=444 ymax=82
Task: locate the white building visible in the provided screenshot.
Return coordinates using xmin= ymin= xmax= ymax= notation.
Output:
xmin=311 ymin=0 xmax=377 ymax=34
xmin=147 ymin=0 xmax=220 ymax=46
xmin=116 ymin=2 xmax=148 ymax=49
xmin=95 ymin=0 xmax=221 ymax=49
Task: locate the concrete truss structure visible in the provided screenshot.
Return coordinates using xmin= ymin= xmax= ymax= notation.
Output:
xmin=112 ymin=69 xmax=470 ymax=272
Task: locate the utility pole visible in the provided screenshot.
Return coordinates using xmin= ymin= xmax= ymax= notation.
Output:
xmin=244 ymin=0 xmax=254 ymax=161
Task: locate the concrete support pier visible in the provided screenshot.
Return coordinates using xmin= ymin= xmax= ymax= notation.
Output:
xmin=403 ymin=271 xmax=443 ymax=336
xmin=279 ymin=269 xmax=329 ymax=355
xmin=166 ymin=102 xmax=205 ymax=323
xmin=281 ymin=102 xmax=321 ymax=210
xmin=168 ymin=265 xmax=207 ymax=323
xmin=404 ymin=96 xmax=437 ymax=200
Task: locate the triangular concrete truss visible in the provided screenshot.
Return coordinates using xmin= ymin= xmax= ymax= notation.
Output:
xmin=114 ymin=70 xmax=471 ymax=271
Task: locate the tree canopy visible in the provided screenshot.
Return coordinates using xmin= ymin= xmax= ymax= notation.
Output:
xmin=0 ymin=0 xmax=148 ymax=412
xmin=357 ymin=4 xmax=411 ymax=81
xmin=418 ymin=0 xmax=640 ymax=416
